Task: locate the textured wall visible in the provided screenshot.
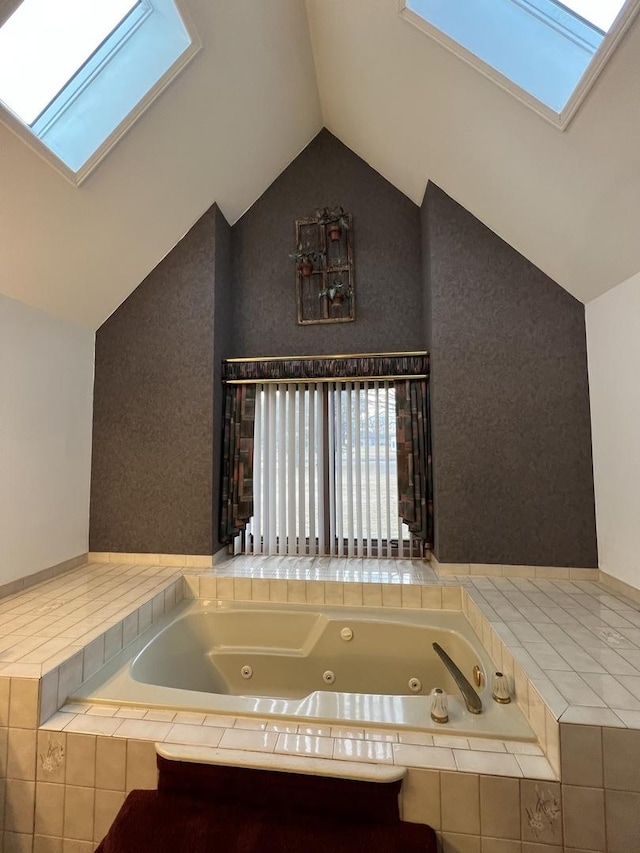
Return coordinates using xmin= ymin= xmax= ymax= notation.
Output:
xmin=89 ymin=206 xmax=219 ymax=555
xmin=89 ymin=134 xmax=598 ymax=567
xmin=230 ymin=129 xmax=424 ymax=356
xmin=423 ymin=183 xmax=597 ymax=567
xmin=212 ymin=209 xmax=233 ymax=553
xmin=88 ymin=132 xmax=425 ymax=556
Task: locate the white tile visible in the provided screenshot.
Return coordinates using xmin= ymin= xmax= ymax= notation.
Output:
xmin=143 ymin=710 xmax=176 ymax=722
xmin=275 ymin=733 xmax=334 ymax=758
xmin=297 ymin=725 xmax=332 ymax=737
xmin=114 ymin=707 xmax=148 ymax=719
xmin=64 ymin=713 xmax=123 ymax=736
xmin=617 ymin=675 xmax=640 ymax=700
xmin=588 ymin=646 xmax=640 ymax=676
xmin=324 ymin=581 xmax=344 ymax=605
xmin=39 ymin=668 xmax=60 ymax=725
xmin=333 ymin=737 xmax=393 ymax=763
xmin=203 ymin=715 xmax=238 ymax=728
xmin=164 ymin=723 xmax=224 ymax=747
xmin=611 ymin=708 xmax=640 ymax=728
xmin=265 ymin=722 xmax=298 ymax=733
xmin=560 ymin=705 xmax=626 ymax=726
xmin=362 ymin=584 xmax=382 ymax=606
xmin=421 ymin=587 xmax=442 ymax=609
xmin=39 ymin=711 xmax=76 ymax=731
xmin=397 ymin=731 xmax=434 ymax=746
xmin=251 ymin=578 xmax=268 ymax=601
xmin=546 ymin=670 xmax=607 ymax=706
xmin=453 ymin=750 xmax=522 ymax=777
xmin=466 ymin=737 xmax=507 ymax=752
xmin=2 ymin=661 xmax=42 ymax=677
xmin=305 ymin=582 xmax=325 ymax=605
xmin=381 ymin=584 xmax=402 ymax=607
xmin=112 ymin=718 xmax=172 ymax=740
xmin=514 ymin=754 xmax=557 ymax=780
xmin=173 ymin=712 xmax=206 ymax=725
xmin=528 ymin=677 xmax=569 ymax=718
xmin=523 ymin=642 xmax=572 ymax=671
xmin=233 ymin=718 xmax=267 ymax=731
xmin=57 ymin=649 xmax=84 ymax=704
xmin=503 ymin=740 xmax=544 ymax=755
xmin=269 ymin=579 xmax=288 ymax=602
xmin=286 ymin=580 xmax=306 ymax=603
xmin=392 ymin=743 xmax=456 ymax=769
xmin=364 ymin=729 xmax=398 ymax=742
xmin=433 ymin=735 xmax=469 ymax=749
xmin=86 ymin=705 xmax=118 ymax=717
xmin=580 ymin=672 xmax=640 ymax=710
xmin=343 ymin=583 xmax=363 ymax=606
xmin=60 ymin=702 xmax=92 ymax=714
xmin=219 ymin=728 xmax=277 ymax=752
xmin=330 ymin=727 xmax=364 ymax=740
xmin=20 ymin=636 xmax=72 ymax=665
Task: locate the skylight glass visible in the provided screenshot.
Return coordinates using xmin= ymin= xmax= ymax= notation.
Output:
xmin=0 ymin=0 xmax=199 ymax=182
xmin=402 ymin=0 xmax=637 ymax=125
xmin=559 ymin=1 xmax=624 ymax=31
xmin=0 ymin=0 xmax=138 ymax=124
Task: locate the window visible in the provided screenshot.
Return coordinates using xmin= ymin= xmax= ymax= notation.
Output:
xmin=239 ymin=382 xmax=416 ymax=559
xmin=0 ymin=0 xmax=140 ymax=124
xmin=400 ymin=0 xmax=639 ymax=127
xmin=0 ymin=0 xmax=200 ymax=182
xmin=559 ymin=1 xmax=625 ymax=30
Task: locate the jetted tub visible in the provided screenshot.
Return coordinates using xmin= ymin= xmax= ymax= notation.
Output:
xmin=74 ymin=599 xmax=535 ymax=740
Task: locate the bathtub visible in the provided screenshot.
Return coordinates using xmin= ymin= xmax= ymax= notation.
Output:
xmin=74 ymin=599 xmax=535 ymax=740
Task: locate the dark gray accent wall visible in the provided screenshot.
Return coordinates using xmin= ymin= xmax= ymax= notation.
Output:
xmin=423 ymin=183 xmax=597 ymax=567
xmin=89 ymin=131 xmax=597 ymax=568
xmin=89 ymin=205 xmax=222 ymax=555
xmin=230 ymin=129 xmax=425 ymax=356
xmin=212 ymin=208 xmax=233 ymax=553
xmin=89 ymin=133 xmax=424 ymax=556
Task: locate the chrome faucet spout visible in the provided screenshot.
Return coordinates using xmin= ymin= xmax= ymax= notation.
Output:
xmin=432 ymin=642 xmax=482 ymax=715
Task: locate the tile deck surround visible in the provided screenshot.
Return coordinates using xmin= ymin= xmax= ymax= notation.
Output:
xmin=2 ymin=555 xmax=640 ymax=737
xmin=4 ymin=554 xmax=640 ymax=849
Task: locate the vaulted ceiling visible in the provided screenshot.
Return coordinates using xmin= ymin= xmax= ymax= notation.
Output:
xmin=1 ymin=0 xmax=639 ymax=330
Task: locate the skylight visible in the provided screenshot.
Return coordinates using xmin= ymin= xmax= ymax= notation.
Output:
xmin=0 ymin=0 xmax=200 ymax=182
xmin=560 ymin=0 xmax=623 ymax=30
xmin=401 ymin=0 xmax=639 ymax=127
xmin=0 ymin=0 xmax=138 ymax=124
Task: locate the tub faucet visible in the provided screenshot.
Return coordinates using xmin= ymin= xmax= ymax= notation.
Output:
xmin=432 ymin=642 xmax=482 ymax=715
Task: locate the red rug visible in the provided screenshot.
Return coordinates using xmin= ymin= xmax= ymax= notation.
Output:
xmin=95 ymin=755 xmax=438 ymax=852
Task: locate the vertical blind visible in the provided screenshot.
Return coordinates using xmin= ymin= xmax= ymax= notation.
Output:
xmin=237 ymin=380 xmax=415 ymax=558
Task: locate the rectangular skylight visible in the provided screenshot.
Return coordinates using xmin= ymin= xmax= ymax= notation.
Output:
xmin=402 ymin=0 xmax=638 ymax=126
xmin=0 ymin=0 xmax=198 ymax=182
xmin=558 ymin=1 xmax=625 ymax=31
xmin=0 ymin=0 xmax=138 ymax=124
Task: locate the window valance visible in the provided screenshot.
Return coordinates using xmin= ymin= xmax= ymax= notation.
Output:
xmin=222 ymin=351 xmax=428 ymax=384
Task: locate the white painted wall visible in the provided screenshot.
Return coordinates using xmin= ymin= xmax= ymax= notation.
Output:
xmin=0 ymin=294 xmax=94 ymax=586
xmin=587 ymin=271 xmax=640 ymax=588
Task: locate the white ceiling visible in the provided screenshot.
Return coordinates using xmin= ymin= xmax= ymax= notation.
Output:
xmin=1 ymin=0 xmax=639 ymax=330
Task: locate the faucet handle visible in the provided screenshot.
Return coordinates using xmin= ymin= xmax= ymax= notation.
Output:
xmin=492 ymin=671 xmax=511 ymax=704
xmin=430 ymin=688 xmax=449 ymax=724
